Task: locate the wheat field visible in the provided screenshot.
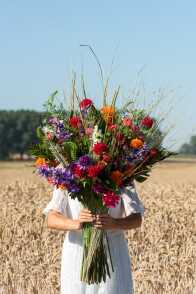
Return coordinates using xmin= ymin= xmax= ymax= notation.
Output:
xmin=0 ymin=161 xmax=195 ymax=294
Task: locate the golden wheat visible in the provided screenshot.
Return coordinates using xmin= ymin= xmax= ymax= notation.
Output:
xmin=0 ymin=162 xmax=195 ymax=294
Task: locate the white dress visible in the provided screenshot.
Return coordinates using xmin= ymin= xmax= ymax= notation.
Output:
xmin=42 ymin=185 xmax=145 ymax=294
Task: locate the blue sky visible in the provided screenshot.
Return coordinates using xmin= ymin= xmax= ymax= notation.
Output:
xmin=0 ymin=1 xmax=195 ymax=149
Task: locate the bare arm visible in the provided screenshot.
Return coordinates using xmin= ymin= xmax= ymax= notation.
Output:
xmin=47 ymin=209 xmax=94 ymax=231
xmin=94 ymin=213 xmax=143 ymax=230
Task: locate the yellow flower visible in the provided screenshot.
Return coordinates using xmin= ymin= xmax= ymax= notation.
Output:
xmin=130 ymin=138 xmax=144 ymax=149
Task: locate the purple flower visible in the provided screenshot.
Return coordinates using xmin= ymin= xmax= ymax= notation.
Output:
xmin=48 ymin=117 xmax=59 ymax=125
xmin=37 ymin=165 xmax=53 ymax=178
xmin=67 ymin=181 xmax=80 ymax=193
xmin=79 ymin=155 xmax=91 ymax=167
xmin=92 ymin=182 xmax=107 ymax=194
xmin=56 ymin=130 xmax=72 ymax=141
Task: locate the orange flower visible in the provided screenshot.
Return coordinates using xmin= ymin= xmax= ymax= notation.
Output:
xmin=110 ymin=170 xmax=123 ymax=186
xmin=58 ymin=184 xmax=66 ymax=190
xmin=130 ymin=138 xmax=144 ymax=149
xmin=100 ymin=105 xmax=115 ymax=123
xmin=35 ymin=157 xmax=46 ymax=166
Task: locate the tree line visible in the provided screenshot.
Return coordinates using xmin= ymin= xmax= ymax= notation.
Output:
xmin=0 ymin=110 xmax=195 ymax=159
xmin=0 ymin=110 xmax=44 ymax=159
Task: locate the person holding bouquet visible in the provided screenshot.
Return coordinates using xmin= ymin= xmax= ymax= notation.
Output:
xmin=43 ymin=183 xmax=144 ymax=294
xmin=31 ymin=93 xmax=172 ymax=294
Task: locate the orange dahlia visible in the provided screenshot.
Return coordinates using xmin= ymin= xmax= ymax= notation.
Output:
xmin=35 ymin=157 xmax=46 ymax=166
xmin=130 ymin=138 xmax=144 ymax=149
xmin=100 ymin=105 xmax=115 ymax=123
xmin=110 ymin=170 xmax=123 ymax=186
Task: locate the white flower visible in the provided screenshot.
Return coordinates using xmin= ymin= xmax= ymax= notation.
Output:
xmin=92 ymin=125 xmax=103 ymax=144
xmin=42 ymin=126 xmax=54 ymax=134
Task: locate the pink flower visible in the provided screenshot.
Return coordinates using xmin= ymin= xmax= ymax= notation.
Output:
xmin=102 ymin=191 xmax=120 ymax=208
xmin=122 ymin=118 xmax=132 ymax=127
xmin=108 ymin=124 xmax=117 ymax=131
xmin=85 ymin=127 xmax=94 ymax=136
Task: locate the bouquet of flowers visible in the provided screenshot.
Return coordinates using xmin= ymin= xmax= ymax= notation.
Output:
xmin=30 ymin=88 xmax=173 ymax=284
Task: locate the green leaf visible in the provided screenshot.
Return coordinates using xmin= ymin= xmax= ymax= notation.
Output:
xmin=63 ymin=141 xmax=78 ymax=161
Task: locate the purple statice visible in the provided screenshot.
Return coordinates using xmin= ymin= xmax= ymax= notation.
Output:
xmin=37 ymin=165 xmax=53 ymax=178
xmin=52 ymin=167 xmax=74 ymax=186
xmin=55 ymin=120 xmax=72 ymax=141
xmin=56 ymin=130 xmax=72 ymax=141
xmin=92 ymin=182 xmax=107 ymax=194
xmin=78 ymin=155 xmax=91 ymax=167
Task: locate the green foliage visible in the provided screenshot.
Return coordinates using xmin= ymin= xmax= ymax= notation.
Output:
xmin=29 ymin=143 xmax=54 ymax=161
xmin=62 ymin=141 xmax=78 ymax=161
xmin=43 ymin=91 xmax=69 ymax=119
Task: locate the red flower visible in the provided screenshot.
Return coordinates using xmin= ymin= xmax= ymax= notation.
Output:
xmin=46 ymin=132 xmax=54 ymax=141
xmin=80 ymin=98 xmax=93 ymax=109
xmin=122 ymin=118 xmax=132 ymax=127
xmin=69 ymin=116 xmax=81 ymax=128
xmin=131 ymin=125 xmax=140 ymax=133
xmin=116 ymin=132 xmax=124 ymax=142
xmin=141 ymin=116 xmax=154 ymax=129
xmin=150 ymin=148 xmax=158 ymax=157
xmin=92 ymin=142 xmax=108 ymax=155
xmin=87 ymin=164 xmax=103 ymax=177
xmin=102 ymin=191 xmax=120 ymax=208
xmin=73 ymin=165 xmax=85 ymax=178
xmin=102 ymin=154 xmax=111 ymax=163
xmin=108 ymin=124 xmax=117 ymax=131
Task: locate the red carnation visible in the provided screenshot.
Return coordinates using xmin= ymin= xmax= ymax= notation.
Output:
xmin=92 ymin=142 xmax=108 ymax=155
xmin=69 ymin=116 xmax=81 ymax=128
xmin=80 ymin=98 xmax=93 ymax=109
xmin=102 ymin=191 xmax=120 ymax=208
xmin=87 ymin=164 xmax=103 ymax=177
xmin=150 ymin=148 xmax=158 ymax=157
xmin=141 ymin=116 xmax=154 ymax=129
